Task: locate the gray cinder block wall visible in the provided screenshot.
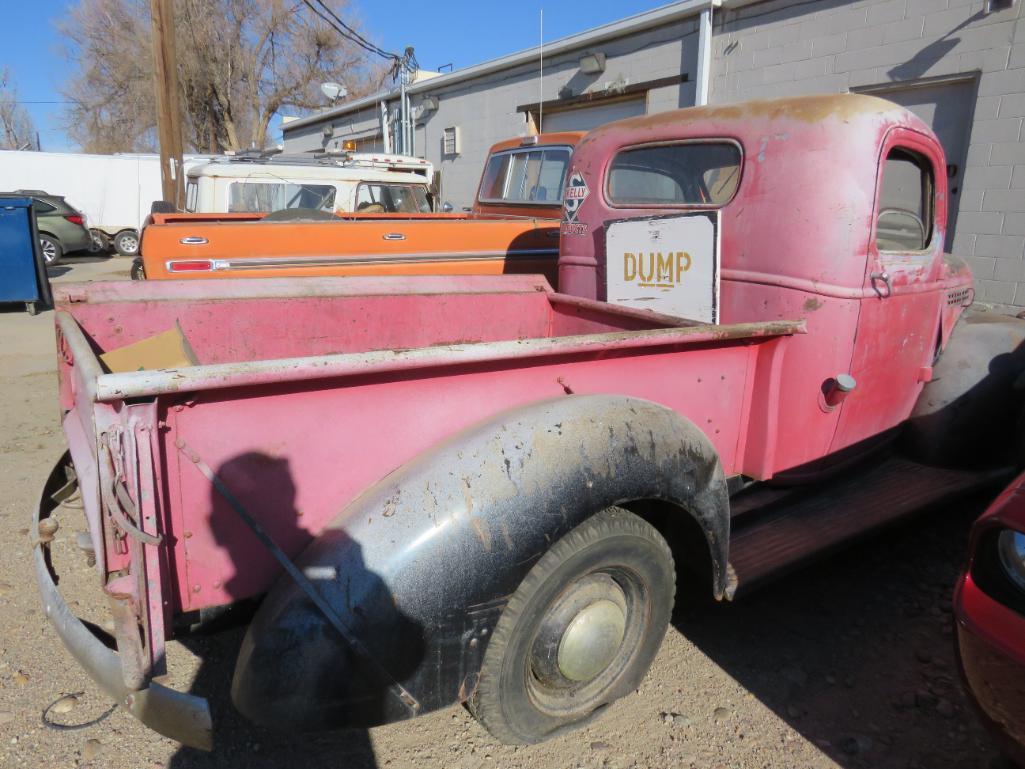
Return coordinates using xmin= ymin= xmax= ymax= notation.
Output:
xmin=284 ymin=18 xmax=699 ymax=209
xmin=284 ymin=0 xmax=1023 ymax=308
xmin=711 ymin=0 xmax=1024 ymax=309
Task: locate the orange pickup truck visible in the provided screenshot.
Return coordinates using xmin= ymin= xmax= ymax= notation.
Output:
xmin=135 ymin=133 xmax=582 ymax=284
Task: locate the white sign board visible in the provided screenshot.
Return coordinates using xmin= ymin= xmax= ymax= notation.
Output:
xmin=605 ymin=212 xmax=720 ymax=324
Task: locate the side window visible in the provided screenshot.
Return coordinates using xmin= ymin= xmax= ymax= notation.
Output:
xmin=31 ymin=199 xmax=56 ymax=214
xmin=355 ymin=184 xmax=432 ymax=213
xmin=228 ymin=182 xmax=336 ymax=212
xmin=185 ymin=181 xmax=198 ymax=212
xmin=876 ymin=148 xmax=933 ymax=252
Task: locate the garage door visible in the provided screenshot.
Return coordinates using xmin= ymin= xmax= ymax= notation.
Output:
xmin=857 ymin=79 xmax=975 ymax=251
xmin=541 ymin=97 xmax=646 ymax=133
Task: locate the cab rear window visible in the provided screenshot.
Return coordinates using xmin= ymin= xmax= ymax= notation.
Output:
xmin=228 ymin=182 xmax=336 ymax=213
xmin=607 ymin=143 xmax=742 ymax=206
xmin=478 ymin=147 xmax=571 ymax=205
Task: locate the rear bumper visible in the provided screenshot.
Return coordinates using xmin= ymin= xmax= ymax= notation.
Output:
xmin=58 ymin=227 xmax=93 ymax=254
xmin=32 ymin=480 xmax=213 ymax=750
xmin=954 ymin=574 xmax=1025 ymax=766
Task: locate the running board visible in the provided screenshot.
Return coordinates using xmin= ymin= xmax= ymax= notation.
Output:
xmin=726 ymin=456 xmax=1005 ymax=598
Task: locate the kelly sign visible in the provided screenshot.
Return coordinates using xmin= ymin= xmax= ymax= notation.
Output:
xmin=605 ymin=212 xmax=719 ymax=324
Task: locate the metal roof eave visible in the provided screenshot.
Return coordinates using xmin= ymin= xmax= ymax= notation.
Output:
xmin=283 ymin=0 xmax=717 ymax=134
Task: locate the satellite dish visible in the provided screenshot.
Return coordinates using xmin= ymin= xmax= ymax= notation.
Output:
xmin=320 ymin=82 xmax=348 ymax=103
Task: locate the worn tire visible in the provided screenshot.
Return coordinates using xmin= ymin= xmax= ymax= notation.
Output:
xmin=88 ymin=228 xmax=110 ymax=253
xmin=38 ymin=234 xmax=62 ymax=266
xmin=113 ymin=229 xmax=140 ymax=256
xmin=468 ymin=507 xmax=675 ymax=745
xmin=130 ymin=257 xmax=146 ymax=281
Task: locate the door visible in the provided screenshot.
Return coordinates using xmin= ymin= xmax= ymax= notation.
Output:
xmin=830 ymin=128 xmax=947 ymax=453
xmin=857 ymin=79 xmax=975 ymax=251
xmin=541 ymin=97 xmax=646 ymax=133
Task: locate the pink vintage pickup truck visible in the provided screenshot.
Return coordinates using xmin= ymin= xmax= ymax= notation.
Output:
xmin=34 ymin=95 xmax=1025 ymax=750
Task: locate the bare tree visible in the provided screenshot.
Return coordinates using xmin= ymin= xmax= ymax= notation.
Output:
xmin=0 ymin=67 xmax=38 ymax=150
xmin=61 ymin=0 xmax=388 ymax=153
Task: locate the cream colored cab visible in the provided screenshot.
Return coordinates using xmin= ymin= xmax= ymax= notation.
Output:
xmin=184 ymin=153 xmax=435 ymax=215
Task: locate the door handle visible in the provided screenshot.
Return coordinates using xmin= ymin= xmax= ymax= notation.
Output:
xmin=382 ymin=233 xmax=406 ymax=241
xmin=870 ymin=271 xmax=892 ymax=298
xmin=179 ymin=236 xmax=208 ymax=245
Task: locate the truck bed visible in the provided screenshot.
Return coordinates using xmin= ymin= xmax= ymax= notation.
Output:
xmin=139 ymin=214 xmax=561 ymax=283
xmin=54 ymin=276 xmax=800 ymax=614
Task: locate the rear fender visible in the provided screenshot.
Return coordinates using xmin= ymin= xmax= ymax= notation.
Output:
xmin=232 ymin=394 xmax=728 ymax=730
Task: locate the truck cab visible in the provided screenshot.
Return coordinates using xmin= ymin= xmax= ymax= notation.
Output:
xmin=560 ymin=93 xmax=973 ymax=476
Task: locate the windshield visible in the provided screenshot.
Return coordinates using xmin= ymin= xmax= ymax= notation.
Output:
xmin=227 ymin=181 xmax=337 ymax=213
xmin=355 ymin=183 xmax=432 ymax=213
xmin=607 ymin=143 xmax=742 ymax=206
xmin=478 ymin=147 xmax=571 ymax=205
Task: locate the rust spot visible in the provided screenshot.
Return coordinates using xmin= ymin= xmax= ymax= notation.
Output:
xmin=500 ymin=521 xmax=514 ymax=551
xmin=457 ymin=671 xmax=481 ymax=702
xmin=591 ymin=93 xmax=898 ymax=135
xmin=470 ymin=516 xmax=493 ymax=552
xmin=803 ymin=297 xmax=824 ymax=312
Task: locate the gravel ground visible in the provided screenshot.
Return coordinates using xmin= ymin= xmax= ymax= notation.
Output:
xmin=0 ymin=257 xmax=1011 ymax=769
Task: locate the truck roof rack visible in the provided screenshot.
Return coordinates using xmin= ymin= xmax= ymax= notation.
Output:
xmin=218 ymin=151 xmax=431 ymax=175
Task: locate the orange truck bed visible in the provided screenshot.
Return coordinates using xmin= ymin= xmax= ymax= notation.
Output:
xmin=139 ymin=214 xmax=562 ymax=283
xmin=137 ymin=133 xmax=583 ymax=286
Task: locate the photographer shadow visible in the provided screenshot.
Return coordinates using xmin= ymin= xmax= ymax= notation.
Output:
xmin=168 ymin=451 xmax=424 ymax=769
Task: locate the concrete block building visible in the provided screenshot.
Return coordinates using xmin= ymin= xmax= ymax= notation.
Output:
xmin=283 ymin=0 xmax=1025 ymax=308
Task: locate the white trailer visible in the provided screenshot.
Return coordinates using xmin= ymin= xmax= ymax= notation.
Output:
xmin=0 ymin=150 xmax=208 ymax=255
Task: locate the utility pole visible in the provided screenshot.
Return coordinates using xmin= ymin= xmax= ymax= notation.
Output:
xmin=150 ymin=0 xmax=185 ymax=209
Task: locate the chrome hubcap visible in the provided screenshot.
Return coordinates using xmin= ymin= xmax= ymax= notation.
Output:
xmin=41 ymin=241 xmax=55 ymax=261
xmin=530 ymin=573 xmax=630 ymax=689
xmin=557 ymin=599 xmax=627 ymax=682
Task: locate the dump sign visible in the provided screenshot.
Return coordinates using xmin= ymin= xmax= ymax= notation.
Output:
xmin=605 ymin=212 xmax=719 ymax=324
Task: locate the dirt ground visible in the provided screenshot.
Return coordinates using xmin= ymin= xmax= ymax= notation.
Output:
xmin=0 ymin=257 xmax=1012 ymax=769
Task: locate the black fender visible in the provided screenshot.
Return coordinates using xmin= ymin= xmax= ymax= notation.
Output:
xmin=232 ymin=394 xmax=728 ymax=731
xmin=905 ymin=308 xmax=1025 ymax=467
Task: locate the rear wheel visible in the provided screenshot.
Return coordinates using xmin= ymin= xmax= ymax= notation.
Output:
xmin=38 ymin=234 xmax=62 ymax=266
xmin=113 ymin=229 xmax=139 ymax=256
xmin=468 ymin=507 xmax=675 ymax=744
xmin=130 ymin=257 xmax=146 ymax=281
xmin=88 ymin=228 xmax=110 ymax=253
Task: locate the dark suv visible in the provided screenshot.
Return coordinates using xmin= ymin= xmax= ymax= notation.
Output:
xmin=3 ymin=190 xmax=92 ymax=266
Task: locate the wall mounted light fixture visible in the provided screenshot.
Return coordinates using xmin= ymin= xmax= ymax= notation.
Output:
xmin=579 ymin=52 xmax=607 ymax=75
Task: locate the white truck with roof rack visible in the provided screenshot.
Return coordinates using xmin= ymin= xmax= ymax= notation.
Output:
xmin=184 ymin=151 xmax=436 ymax=215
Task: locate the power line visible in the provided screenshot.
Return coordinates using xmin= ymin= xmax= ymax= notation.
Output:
xmin=299 ymin=0 xmax=397 ymax=62
xmin=310 ymin=0 xmax=393 ymax=60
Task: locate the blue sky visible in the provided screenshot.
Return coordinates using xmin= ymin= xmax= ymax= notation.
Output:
xmin=1 ymin=0 xmax=670 ymax=152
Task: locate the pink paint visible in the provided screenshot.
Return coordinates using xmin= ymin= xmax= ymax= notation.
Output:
xmin=559 ymin=94 xmax=970 ymax=472
xmin=54 ymin=275 xmax=798 ymax=616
